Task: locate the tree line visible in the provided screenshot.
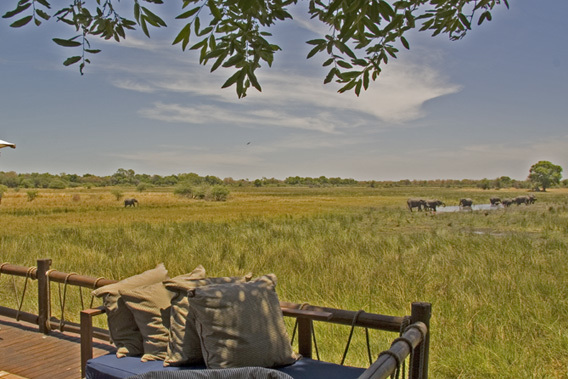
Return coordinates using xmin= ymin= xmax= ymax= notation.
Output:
xmin=0 ymin=166 xmax=564 ymax=191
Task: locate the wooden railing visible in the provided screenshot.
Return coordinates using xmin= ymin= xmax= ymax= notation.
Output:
xmin=0 ymin=259 xmax=431 ymax=379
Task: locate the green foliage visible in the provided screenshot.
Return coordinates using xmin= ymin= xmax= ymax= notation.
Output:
xmin=110 ymin=189 xmax=124 ymax=201
xmin=2 ymin=0 xmax=509 ymax=97
xmin=48 ymin=179 xmax=68 ymax=189
xmin=528 ymin=161 xmax=563 ymax=192
xmin=136 ymin=182 xmax=152 ymax=192
xmin=210 ymin=185 xmax=230 ymax=201
xmin=0 ymin=184 xmax=8 ymax=197
xmin=173 ymin=182 xmax=194 ymax=198
xmin=26 ymin=189 xmax=39 ymax=201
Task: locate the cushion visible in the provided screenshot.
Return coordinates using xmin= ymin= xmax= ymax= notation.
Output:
xmin=119 ymin=266 xmax=207 ymax=362
xmin=188 ymin=274 xmax=299 ymax=369
xmin=163 ymin=273 xmax=251 ymax=366
xmin=92 ymin=264 xmax=169 ymax=357
xmin=119 ymin=282 xmax=175 ymax=361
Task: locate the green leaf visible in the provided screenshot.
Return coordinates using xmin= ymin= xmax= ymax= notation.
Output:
xmin=35 ymin=9 xmax=50 ymax=21
xmin=10 ymin=15 xmax=32 ymax=27
xmin=337 ymin=60 xmax=353 ymax=69
xmin=306 ymin=44 xmax=322 ymax=59
xmin=400 ymin=36 xmax=409 ymax=49
xmin=2 ymin=3 xmax=31 ymax=19
xmin=63 ymin=56 xmax=82 ymax=66
xmin=85 ymin=49 xmax=101 ymax=54
xmin=52 ymin=37 xmax=81 ymax=47
xmin=221 ymin=69 xmax=243 ymax=89
xmin=176 ymin=7 xmax=200 ymax=19
xmin=173 ymin=23 xmax=191 ymax=49
xmin=35 ymin=0 xmax=51 ymax=8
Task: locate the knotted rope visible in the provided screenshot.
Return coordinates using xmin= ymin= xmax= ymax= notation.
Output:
xmin=340 ymin=309 xmax=373 ymax=366
xmin=290 ymin=303 xmax=320 ymax=360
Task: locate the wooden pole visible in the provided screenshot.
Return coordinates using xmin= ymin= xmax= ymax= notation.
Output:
xmin=410 ymin=302 xmax=431 ymax=379
xmin=37 ymin=259 xmax=52 ymax=334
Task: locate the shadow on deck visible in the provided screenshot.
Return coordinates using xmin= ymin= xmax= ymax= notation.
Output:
xmin=0 ymin=316 xmax=114 ymax=379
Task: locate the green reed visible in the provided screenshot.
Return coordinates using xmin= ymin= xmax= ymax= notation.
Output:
xmin=0 ymin=187 xmax=567 ymax=377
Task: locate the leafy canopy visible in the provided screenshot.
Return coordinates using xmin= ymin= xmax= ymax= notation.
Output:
xmin=528 ymin=161 xmax=563 ymax=192
xmin=2 ymin=0 xmax=509 ymax=98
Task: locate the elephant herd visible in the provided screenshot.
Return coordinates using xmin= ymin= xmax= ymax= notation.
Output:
xmin=407 ymin=195 xmax=536 ymax=212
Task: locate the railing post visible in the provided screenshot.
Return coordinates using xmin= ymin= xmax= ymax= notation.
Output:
xmin=297 ymin=317 xmax=313 ymax=358
xmin=37 ymin=258 xmax=52 ymax=334
xmin=409 ymin=302 xmax=431 ymax=379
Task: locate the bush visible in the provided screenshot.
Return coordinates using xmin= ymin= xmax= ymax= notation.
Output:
xmin=26 ymin=190 xmax=39 ymax=202
xmin=48 ymin=179 xmax=67 ymax=189
xmin=192 ymin=185 xmax=207 ymax=199
xmin=111 ymin=189 xmax=124 ymax=201
xmin=174 ymin=183 xmax=193 ymax=198
xmin=210 ymin=185 xmax=230 ymax=201
xmin=137 ymin=183 xmax=152 ymax=192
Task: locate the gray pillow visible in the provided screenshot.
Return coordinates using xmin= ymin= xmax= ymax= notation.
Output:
xmin=188 ymin=274 xmax=299 ymax=369
xmin=92 ymin=263 xmax=169 ymax=357
xmin=163 ymin=273 xmax=251 ymax=366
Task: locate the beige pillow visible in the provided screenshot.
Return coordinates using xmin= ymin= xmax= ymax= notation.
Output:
xmin=92 ymin=263 xmax=168 ymax=357
xmin=163 ymin=273 xmax=250 ymax=366
xmin=119 ymin=265 xmax=207 ymax=362
xmin=188 ymin=274 xmax=298 ymax=369
xmin=120 ymin=282 xmax=174 ymax=361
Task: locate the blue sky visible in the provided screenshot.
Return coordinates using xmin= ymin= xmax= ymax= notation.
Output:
xmin=0 ymin=1 xmax=566 ymax=181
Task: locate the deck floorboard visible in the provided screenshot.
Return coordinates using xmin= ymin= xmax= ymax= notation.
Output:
xmin=0 ymin=316 xmax=114 ymax=379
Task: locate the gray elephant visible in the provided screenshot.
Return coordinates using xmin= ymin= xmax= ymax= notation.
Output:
xmin=502 ymin=198 xmax=513 ymax=207
xmin=425 ymin=199 xmax=445 ymax=212
xmin=459 ymin=198 xmax=473 ymax=208
xmin=407 ymin=198 xmax=427 ymax=212
xmin=528 ymin=194 xmax=537 ymax=204
xmin=124 ymin=198 xmax=139 ymax=207
xmin=490 ymin=197 xmax=501 ymax=206
xmin=513 ymin=196 xmax=531 ymax=205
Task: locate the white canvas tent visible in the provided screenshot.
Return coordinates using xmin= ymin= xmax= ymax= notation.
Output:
xmin=0 ymin=140 xmax=16 ymax=149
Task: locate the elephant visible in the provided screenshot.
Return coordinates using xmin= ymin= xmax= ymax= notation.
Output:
xmin=528 ymin=194 xmax=537 ymax=204
xmin=502 ymin=198 xmax=513 ymax=207
xmin=424 ymin=199 xmax=445 ymax=212
xmin=124 ymin=198 xmax=139 ymax=207
xmin=490 ymin=197 xmax=501 ymax=206
xmin=459 ymin=198 xmax=473 ymax=208
xmin=407 ymin=198 xmax=427 ymax=212
xmin=513 ymin=196 xmax=531 ymax=205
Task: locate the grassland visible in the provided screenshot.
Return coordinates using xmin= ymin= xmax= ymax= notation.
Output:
xmin=1 ymin=186 xmax=567 ymax=378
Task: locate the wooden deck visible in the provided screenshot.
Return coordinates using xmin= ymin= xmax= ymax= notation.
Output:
xmin=0 ymin=316 xmax=114 ymax=379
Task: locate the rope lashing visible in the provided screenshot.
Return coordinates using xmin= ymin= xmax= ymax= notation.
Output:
xmin=90 ymin=277 xmax=105 ymax=308
xmin=397 ymin=316 xmax=412 ymax=378
xmin=377 ymin=350 xmax=402 ymax=379
xmin=290 ymin=303 xmax=320 ymax=360
xmin=340 ymin=309 xmax=372 ymax=366
xmin=56 ymin=272 xmax=77 ymax=332
xmin=404 ymin=322 xmax=427 ymax=376
xmin=15 ymin=267 xmax=36 ymax=322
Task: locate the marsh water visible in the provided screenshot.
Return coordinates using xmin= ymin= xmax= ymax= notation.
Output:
xmin=435 ymin=203 xmax=504 ymax=213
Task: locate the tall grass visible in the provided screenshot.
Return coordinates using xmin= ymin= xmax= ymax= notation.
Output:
xmin=1 ymin=187 xmax=567 ymax=377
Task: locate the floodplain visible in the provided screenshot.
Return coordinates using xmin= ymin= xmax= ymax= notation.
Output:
xmin=0 ymin=186 xmax=567 ymax=378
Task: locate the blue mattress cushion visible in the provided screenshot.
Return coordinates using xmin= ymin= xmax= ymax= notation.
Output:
xmin=86 ymin=354 xmax=366 ymax=379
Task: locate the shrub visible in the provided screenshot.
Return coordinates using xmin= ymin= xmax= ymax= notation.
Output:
xmin=137 ymin=183 xmax=152 ymax=192
xmin=210 ymin=185 xmax=230 ymax=201
xmin=26 ymin=190 xmax=39 ymax=201
xmin=111 ymin=189 xmax=124 ymax=201
xmin=174 ymin=183 xmax=193 ymax=198
xmin=48 ymin=179 xmax=67 ymax=189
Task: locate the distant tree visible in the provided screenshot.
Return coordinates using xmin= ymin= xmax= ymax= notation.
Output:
xmin=48 ymin=179 xmax=68 ymax=189
xmin=111 ymin=189 xmax=124 ymax=201
xmin=26 ymin=190 xmax=39 ymax=202
xmin=528 ymin=161 xmax=562 ymax=192
xmin=0 ymin=184 xmax=8 ymax=204
xmin=1 ymin=0 xmax=509 ymax=98
xmin=210 ymin=185 xmax=230 ymax=201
